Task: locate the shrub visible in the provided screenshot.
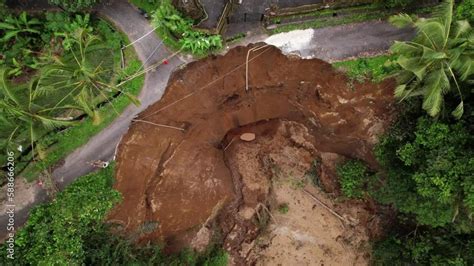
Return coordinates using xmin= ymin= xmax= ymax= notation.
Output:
xmin=336 ymin=160 xmax=369 ymax=199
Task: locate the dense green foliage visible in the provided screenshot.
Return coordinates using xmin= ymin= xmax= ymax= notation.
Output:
xmin=152 ymin=0 xmax=222 ymax=55
xmin=0 ymin=165 xmax=227 ymax=265
xmin=456 ymin=0 xmax=474 ymax=23
xmin=332 ymin=3 xmax=474 ymax=263
xmin=389 ymin=0 xmax=474 ymax=118
xmin=8 ymin=166 xmax=121 ymax=264
xmin=352 ymin=97 xmax=474 ymax=265
xmin=336 ymin=160 xmax=369 ymax=199
xmin=374 ymin=113 xmax=474 ymax=230
xmin=0 ymin=12 xmax=42 ymax=76
xmin=373 ymin=226 xmax=474 ymax=265
xmin=48 ymin=0 xmax=101 ymax=12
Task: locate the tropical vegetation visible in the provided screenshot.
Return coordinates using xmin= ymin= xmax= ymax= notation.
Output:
xmin=456 ymin=0 xmax=474 ymax=23
xmin=335 ymin=1 xmax=474 ymax=264
xmin=336 ymin=160 xmax=370 ymax=199
xmin=152 ymin=0 xmax=222 ymax=55
xmin=0 ymin=165 xmax=228 ymax=265
xmin=0 ymin=10 xmax=140 ymax=183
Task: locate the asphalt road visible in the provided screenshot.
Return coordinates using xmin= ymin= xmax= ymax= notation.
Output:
xmin=0 ymin=2 xmax=414 ymax=240
xmin=0 ymin=0 xmax=187 ymax=240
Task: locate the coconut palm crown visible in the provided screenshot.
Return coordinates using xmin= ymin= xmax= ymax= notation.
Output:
xmin=389 ymin=0 xmax=473 ymax=119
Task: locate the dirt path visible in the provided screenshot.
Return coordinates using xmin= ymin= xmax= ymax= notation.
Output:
xmin=1 ymin=10 xmax=410 ymax=240
xmin=0 ymin=0 xmax=187 ymax=240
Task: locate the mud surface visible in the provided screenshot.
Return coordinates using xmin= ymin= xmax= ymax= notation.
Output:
xmin=110 ymin=44 xmax=394 ymax=262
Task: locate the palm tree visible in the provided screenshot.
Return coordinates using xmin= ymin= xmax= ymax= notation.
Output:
xmin=0 ymin=68 xmax=76 ymax=159
xmin=40 ymin=28 xmax=139 ymax=124
xmin=389 ymin=0 xmax=473 ymax=118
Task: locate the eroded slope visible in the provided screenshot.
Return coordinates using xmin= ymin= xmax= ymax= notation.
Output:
xmin=109 ymin=44 xmax=394 ymax=261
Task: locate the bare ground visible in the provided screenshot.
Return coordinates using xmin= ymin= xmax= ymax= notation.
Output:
xmin=109 ymin=44 xmax=395 ymax=264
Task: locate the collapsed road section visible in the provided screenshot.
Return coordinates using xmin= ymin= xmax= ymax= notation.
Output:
xmin=109 ymin=44 xmax=395 ymax=264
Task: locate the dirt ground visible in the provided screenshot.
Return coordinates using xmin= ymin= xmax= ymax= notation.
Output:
xmin=252 ymin=181 xmax=372 ymax=266
xmin=109 ymin=44 xmax=395 ymax=263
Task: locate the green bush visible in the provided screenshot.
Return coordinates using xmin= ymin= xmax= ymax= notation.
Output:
xmin=336 ymin=160 xmax=369 ymax=199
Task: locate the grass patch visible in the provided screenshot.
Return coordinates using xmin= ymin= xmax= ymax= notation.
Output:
xmin=278 ymin=203 xmax=289 ymax=214
xmin=332 ymin=55 xmax=394 ymax=82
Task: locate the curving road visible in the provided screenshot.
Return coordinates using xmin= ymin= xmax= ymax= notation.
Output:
xmin=0 ymin=0 xmax=414 ymax=240
xmin=0 ymin=0 xmax=188 ymax=240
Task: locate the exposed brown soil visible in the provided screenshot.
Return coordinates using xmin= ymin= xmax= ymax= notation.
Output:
xmin=109 ymin=44 xmax=395 ymax=263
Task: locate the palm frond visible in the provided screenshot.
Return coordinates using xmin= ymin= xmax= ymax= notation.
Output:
xmin=34 ymin=115 xmax=75 ymax=131
xmin=397 ymin=56 xmax=427 ymax=80
xmin=453 ymin=20 xmax=472 ymax=39
xmin=421 ymin=68 xmax=450 ymax=116
xmin=0 ymin=68 xmax=22 ymax=106
xmin=416 ymin=20 xmax=446 ymax=49
xmin=452 ymin=101 xmax=464 ymax=119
